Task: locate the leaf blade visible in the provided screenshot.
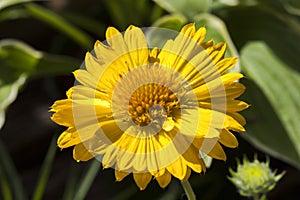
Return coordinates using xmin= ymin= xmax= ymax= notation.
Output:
xmin=73 ymin=160 xmax=100 ymax=200
xmin=0 ymin=39 xmax=80 ymax=129
xmin=241 ymin=41 xmax=300 ymax=168
xmin=32 ymin=136 xmax=57 ymax=200
xmin=0 ymin=139 xmax=27 ymax=200
xmin=0 ymin=0 xmax=34 ymax=11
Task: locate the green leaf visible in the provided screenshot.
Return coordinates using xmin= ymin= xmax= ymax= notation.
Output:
xmin=0 ymin=74 xmax=26 ymax=129
xmin=0 ymin=40 xmax=40 ymax=81
xmin=61 ymin=165 xmax=82 ymax=200
xmin=0 ymin=39 xmax=81 ymax=76
xmin=73 ymin=160 xmax=100 ymax=200
xmin=218 ymin=6 xmax=300 ymax=73
xmin=0 ymin=7 xmax=29 ymax=22
xmin=241 ymin=78 xmax=300 ymax=169
xmin=282 ymin=0 xmax=300 ymax=15
xmin=0 ymin=39 xmax=80 ymax=129
xmin=0 ymin=0 xmax=33 ymax=11
xmin=0 ymin=139 xmax=27 ymax=200
xmin=0 ymin=164 xmax=13 ymax=200
xmin=153 ymin=0 xmax=211 ymax=19
xmin=152 ymin=14 xmax=186 ymax=30
xmin=241 ymin=41 xmax=300 ymax=169
xmin=32 ymin=136 xmax=57 ymax=200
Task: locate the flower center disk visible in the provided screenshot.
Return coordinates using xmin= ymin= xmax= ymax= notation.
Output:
xmin=129 ymin=83 xmax=179 ymax=129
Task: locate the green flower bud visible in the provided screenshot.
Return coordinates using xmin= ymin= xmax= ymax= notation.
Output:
xmin=228 ymin=156 xmax=285 ymax=198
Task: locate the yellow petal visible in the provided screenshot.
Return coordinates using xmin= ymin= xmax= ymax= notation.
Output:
xmin=178 ymin=108 xmax=226 ymax=138
xmin=93 ymin=121 xmax=124 ymax=167
xmin=116 ymin=134 xmax=147 ymax=171
xmin=219 ymin=129 xmax=238 ymax=148
xmin=193 ymin=27 xmax=206 ymax=45
xmin=155 ymin=170 xmax=171 ymax=188
xmin=205 ymin=42 xmax=226 ymax=64
xmin=182 ymin=43 xmax=228 ymax=84
xmin=70 ymin=103 xmax=112 ymax=131
xmin=223 ymin=82 xmax=246 ymax=99
xmin=102 ymin=145 xmax=118 ymax=169
xmin=225 ymin=114 xmax=245 ymax=132
xmin=73 ymin=143 xmax=93 ymax=162
xmin=133 ymin=173 xmax=152 ymax=190
xmin=101 ymin=128 xmax=139 ymax=171
xmin=98 ymin=120 xmax=123 ymax=143
xmin=166 ymin=157 xmax=187 ymax=180
xmin=149 ymin=47 xmax=160 ymax=62
xmin=93 ymin=40 xmax=112 ymax=62
xmin=106 ymin=26 xmax=125 ymax=49
xmin=229 ymin=112 xmax=247 ymax=126
xmin=57 ymin=127 xmax=81 ymax=148
xmin=193 ymin=72 xmax=244 ymax=101
xmin=158 ymin=24 xmax=208 ymax=76
xmin=82 ymin=125 xmax=120 ymax=156
xmin=115 ymin=170 xmax=130 ymax=182
xmin=124 ymin=25 xmax=149 ymax=64
xmin=69 ymin=85 xmax=110 ymax=102
xmin=182 ymin=144 xmax=205 ymax=173
xmin=207 ymin=142 xmax=226 ymax=161
xmin=84 ymin=52 xmax=102 ymax=76
xmin=216 ymin=57 xmax=238 ymax=75
xmin=50 ymin=99 xmax=74 ymax=127
xmin=180 ymin=23 xmax=196 ymax=37
xmin=226 ymin=100 xmax=249 ymax=112
xmin=198 ymin=98 xmax=248 ymax=115
xmin=199 ymin=99 xmax=249 ymax=113
xmin=73 ymin=69 xmax=99 ymax=90
xmin=221 ymin=72 xmax=244 ymax=83
xmin=201 ymin=39 xmax=214 ymax=48
xmin=146 ymin=136 xmax=163 ymax=172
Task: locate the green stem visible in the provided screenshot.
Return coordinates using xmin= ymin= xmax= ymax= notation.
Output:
xmin=32 ymin=136 xmax=57 ymax=200
xmin=259 ymin=194 xmax=268 ymax=200
xmin=253 ymin=193 xmax=268 ymax=200
xmin=73 ymin=160 xmax=100 ymax=200
xmin=253 ymin=193 xmax=260 ymax=200
xmin=181 ymin=181 xmax=196 ymax=200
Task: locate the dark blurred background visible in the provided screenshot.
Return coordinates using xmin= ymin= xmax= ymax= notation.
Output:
xmin=1 ymin=0 xmax=300 ymax=199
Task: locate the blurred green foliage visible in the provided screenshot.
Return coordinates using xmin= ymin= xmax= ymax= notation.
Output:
xmin=241 ymin=42 xmax=300 ymax=169
xmin=0 ymin=0 xmax=299 ymax=199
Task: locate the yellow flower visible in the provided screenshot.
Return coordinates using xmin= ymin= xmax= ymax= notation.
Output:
xmin=50 ymin=24 xmax=248 ymax=190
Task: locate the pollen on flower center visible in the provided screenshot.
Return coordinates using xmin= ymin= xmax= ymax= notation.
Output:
xmin=128 ymin=83 xmax=179 ymax=129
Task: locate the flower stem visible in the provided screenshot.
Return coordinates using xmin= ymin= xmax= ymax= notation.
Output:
xmin=253 ymin=193 xmax=268 ymax=200
xmin=181 ymin=181 xmax=196 ymax=200
xmin=259 ymin=194 xmax=268 ymax=200
xmin=253 ymin=194 xmax=260 ymax=200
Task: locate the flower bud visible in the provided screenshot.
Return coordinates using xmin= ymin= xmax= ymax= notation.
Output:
xmin=228 ymin=156 xmax=285 ymax=197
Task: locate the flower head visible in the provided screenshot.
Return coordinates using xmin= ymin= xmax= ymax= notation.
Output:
xmin=228 ymin=156 xmax=285 ymax=197
xmin=50 ymin=24 xmax=248 ymax=190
